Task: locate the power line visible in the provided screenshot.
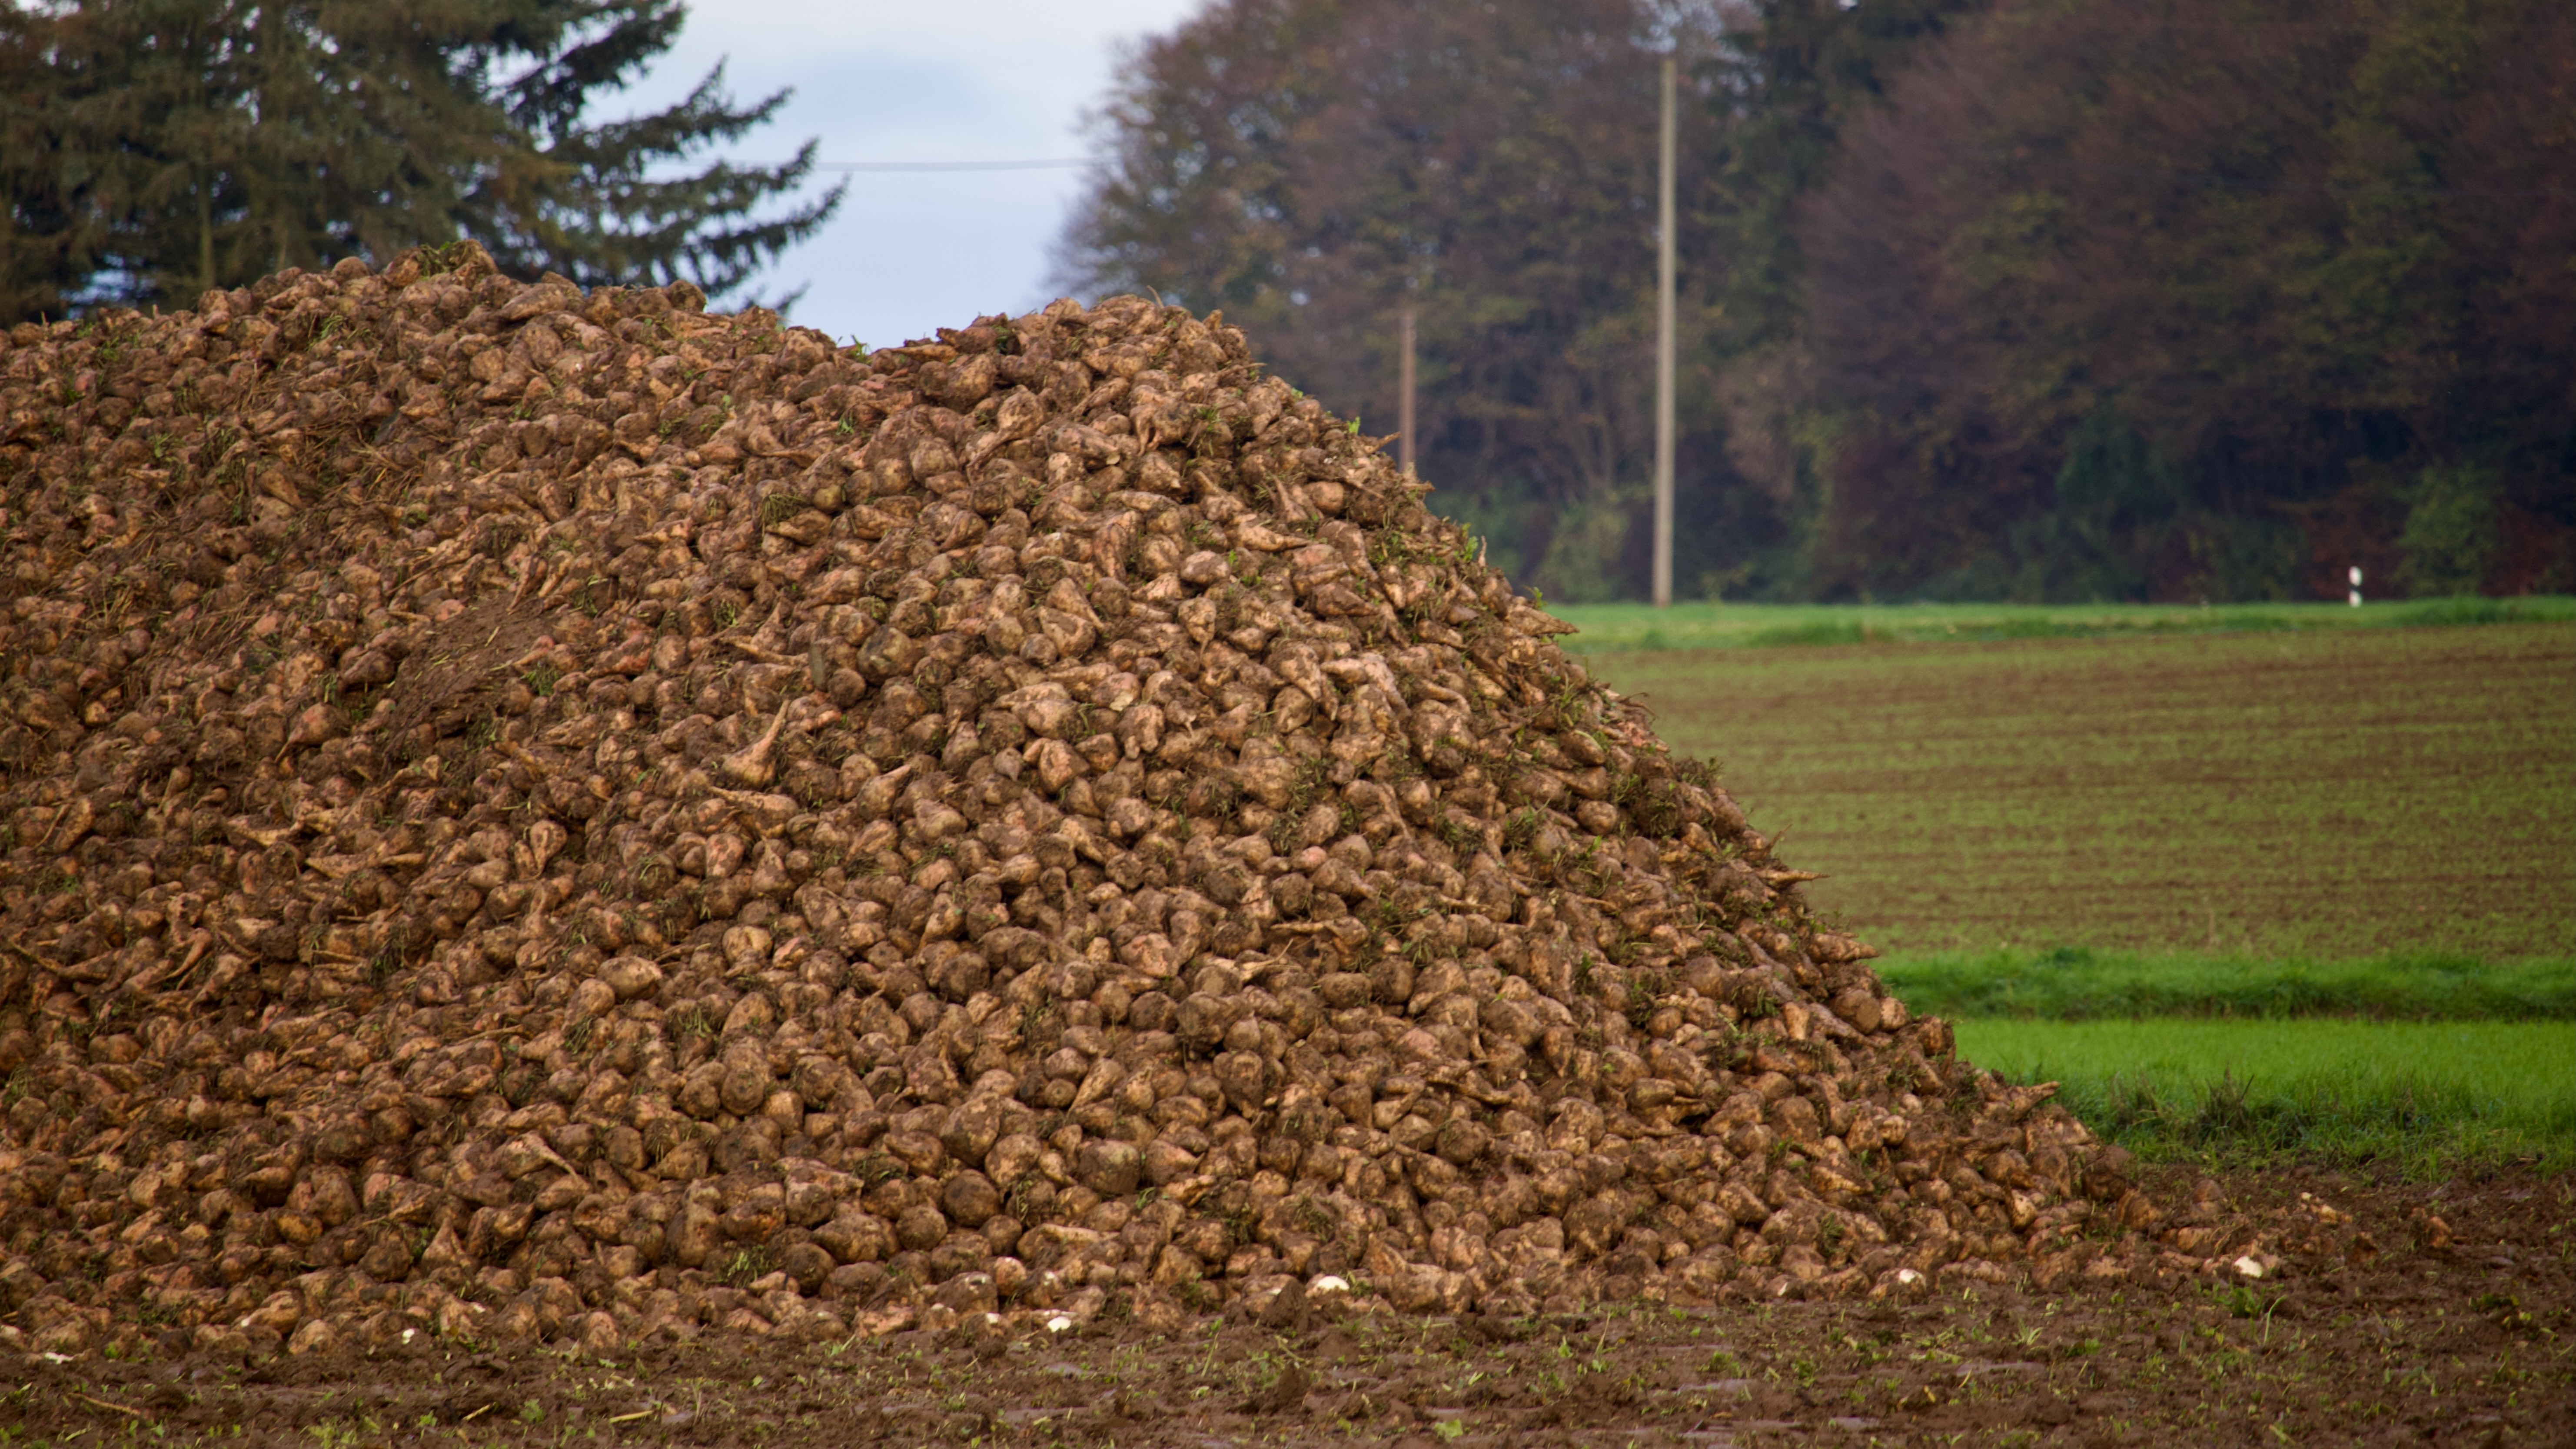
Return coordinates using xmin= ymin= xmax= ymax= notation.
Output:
xmin=768 ymin=158 xmax=1094 ymax=173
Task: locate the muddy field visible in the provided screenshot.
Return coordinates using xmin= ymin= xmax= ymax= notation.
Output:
xmin=2 ymin=1163 xmax=2561 ymax=1446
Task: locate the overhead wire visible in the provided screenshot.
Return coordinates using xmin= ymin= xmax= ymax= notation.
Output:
xmin=739 ymin=158 xmax=1093 ymax=173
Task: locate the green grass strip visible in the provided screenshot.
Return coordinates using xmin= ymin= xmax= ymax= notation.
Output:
xmin=1879 ymin=947 xmax=2576 ymax=1022
xmin=1958 ymin=1018 xmax=2576 ymax=1174
xmin=1549 ymin=595 xmax=2576 ymax=653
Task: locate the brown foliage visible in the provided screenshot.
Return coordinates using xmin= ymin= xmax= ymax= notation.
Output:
xmin=1059 ymin=0 xmax=1727 ymax=598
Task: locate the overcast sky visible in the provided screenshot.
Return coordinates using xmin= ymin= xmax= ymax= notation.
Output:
xmin=614 ymin=1 xmax=1207 ymax=346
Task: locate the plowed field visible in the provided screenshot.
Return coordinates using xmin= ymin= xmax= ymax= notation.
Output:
xmin=1595 ymin=624 xmax=2576 ymax=961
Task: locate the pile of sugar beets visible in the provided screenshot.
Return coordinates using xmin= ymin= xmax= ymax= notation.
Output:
xmin=0 ymin=243 xmax=2250 ymax=1361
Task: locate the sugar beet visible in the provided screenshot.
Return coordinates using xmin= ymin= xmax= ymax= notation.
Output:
xmin=0 ymin=245 xmax=2216 ymax=1359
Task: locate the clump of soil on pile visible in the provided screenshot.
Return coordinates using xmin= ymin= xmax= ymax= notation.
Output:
xmin=0 ymin=243 xmax=2225 ymax=1361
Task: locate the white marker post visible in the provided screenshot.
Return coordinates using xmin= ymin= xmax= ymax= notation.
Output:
xmin=2348 ymin=565 xmax=2363 ymax=607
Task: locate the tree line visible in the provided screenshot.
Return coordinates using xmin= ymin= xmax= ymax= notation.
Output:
xmin=8 ymin=0 xmax=2565 ymax=601
xmin=1056 ymin=0 xmax=2576 ymax=602
xmin=2 ymin=0 xmax=838 ymax=322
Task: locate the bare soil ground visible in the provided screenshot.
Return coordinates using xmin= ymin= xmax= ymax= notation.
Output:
xmin=9 ymin=1165 xmax=2564 ymax=1446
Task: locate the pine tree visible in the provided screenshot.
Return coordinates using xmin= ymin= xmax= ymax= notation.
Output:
xmin=1 ymin=10 xmax=113 ymax=322
xmin=0 ymin=0 xmax=841 ymax=323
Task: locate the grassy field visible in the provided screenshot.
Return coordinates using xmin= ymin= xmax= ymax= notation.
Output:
xmin=1955 ymin=1018 xmax=2576 ymax=1171
xmin=1590 ymin=621 xmax=2575 ymax=960
xmin=1551 ymin=593 xmax=2576 ymax=653
xmin=1880 ymin=945 xmax=2576 ymax=1020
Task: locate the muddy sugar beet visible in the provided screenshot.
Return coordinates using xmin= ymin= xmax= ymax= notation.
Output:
xmin=0 ymin=245 xmax=2218 ymax=1359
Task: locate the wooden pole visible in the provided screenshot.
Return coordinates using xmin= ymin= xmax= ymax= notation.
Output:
xmin=1399 ymin=304 xmax=1417 ymax=479
xmin=1653 ymin=53 xmax=1677 ymax=608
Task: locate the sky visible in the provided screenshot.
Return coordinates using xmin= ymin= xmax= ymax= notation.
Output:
xmin=611 ymin=1 xmax=1209 ymax=348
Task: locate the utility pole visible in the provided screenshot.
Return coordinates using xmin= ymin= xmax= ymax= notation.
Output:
xmin=1398 ymin=304 xmax=1417 ymax=479
xmin=1653 ymin=52 xmax=1678 ymax=608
